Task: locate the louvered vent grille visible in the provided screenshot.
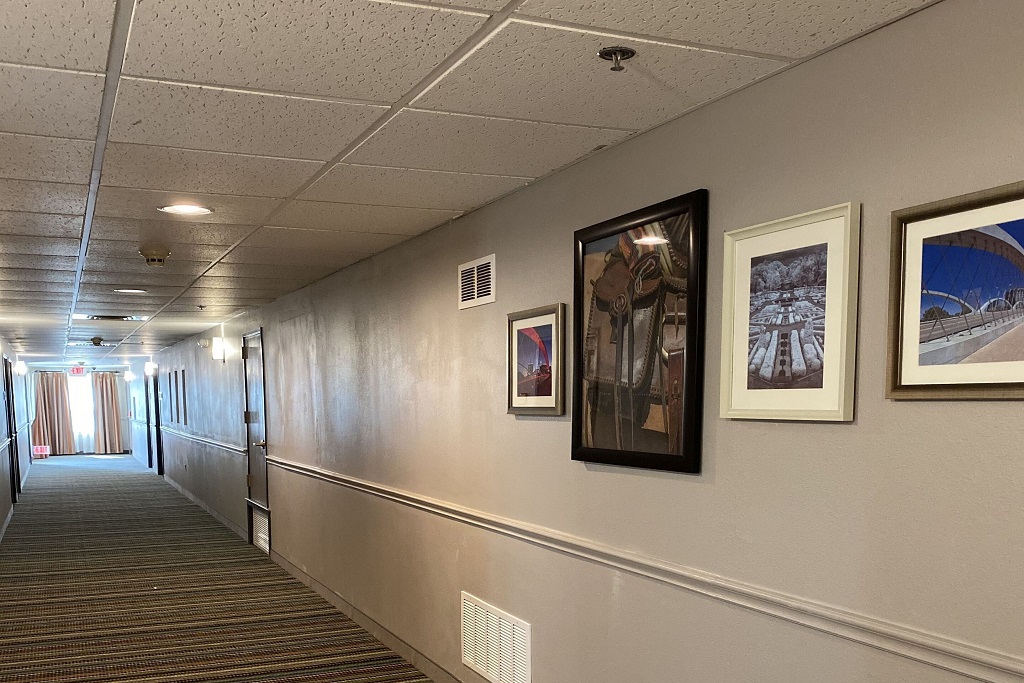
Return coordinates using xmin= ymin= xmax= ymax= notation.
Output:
xmin=458 ymin=255 xmax=496 ymax=309
xmin=252 ymin=508 xmax=270 ymax=554
xmin=461 ymin=592 xmax=530 ymax=683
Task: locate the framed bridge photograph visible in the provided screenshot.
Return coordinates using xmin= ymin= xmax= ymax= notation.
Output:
xmin=508 ymin=304 xmax=565 ymax=416
xmin=888 ymin=181 xmax=1024 ymax=399
xmin=721 ymin=203 xmax=860 ymax=421
xmin=572 ymin=190 xmax=708 ymax=474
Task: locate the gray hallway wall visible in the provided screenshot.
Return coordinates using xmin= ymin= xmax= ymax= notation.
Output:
xmin=155 ymin=1 xmax=1024 ymax=681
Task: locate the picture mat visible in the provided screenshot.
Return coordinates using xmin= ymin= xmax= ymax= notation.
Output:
xmin=900 ymin=197 xmax=1024 ymax=385
xmin=729 ymin=215 xmax=846 ymax=412
xmin=510 ymin=311 xmax=559 ymax=408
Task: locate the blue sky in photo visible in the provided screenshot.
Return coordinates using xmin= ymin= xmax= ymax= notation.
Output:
xmin=920 ymin=217 xmax=1024 ymax=315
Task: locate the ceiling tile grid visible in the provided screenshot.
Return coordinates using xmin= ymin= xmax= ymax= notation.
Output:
xmin=0 ymin=0 xmax=938 ymax=360
xmin=414 ymin=20 xmax=784 ymax=129
xmin=122 ymin=0 xmax=489 ymax=101
xmin=513 ymin=0 xmax=932 ymax=58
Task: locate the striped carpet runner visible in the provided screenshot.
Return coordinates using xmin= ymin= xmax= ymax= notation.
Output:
xmin=0 ymin=455 xmax=432 ymax=683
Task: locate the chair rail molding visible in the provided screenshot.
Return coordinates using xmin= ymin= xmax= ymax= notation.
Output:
xmin=267 ymin=455 xmax=1024 ymax=683
xmin=160 ymin=427 xmax=246 ymax=455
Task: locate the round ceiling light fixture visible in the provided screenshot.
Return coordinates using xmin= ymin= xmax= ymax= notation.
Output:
xmin=158 ymin=203 xmax=212 ymax=215
xmin=598 ymin=46 xmax=637 ymax=72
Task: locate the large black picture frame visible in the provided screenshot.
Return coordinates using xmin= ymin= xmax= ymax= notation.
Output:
xmin=572 ymin=190 xmax=708 ymax=474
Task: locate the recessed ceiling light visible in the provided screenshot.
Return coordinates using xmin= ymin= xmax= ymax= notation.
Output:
xmin=114 ymin=288 xmax=148 ymax=294
xmin=633 ymin=236 xmax=669 ymax=246
xmin=158 ymin=204 xmax=212 ymax=215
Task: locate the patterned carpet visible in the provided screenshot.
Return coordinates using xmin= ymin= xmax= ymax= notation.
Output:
xmin=0 ymin=455 xmax=432 ymax=683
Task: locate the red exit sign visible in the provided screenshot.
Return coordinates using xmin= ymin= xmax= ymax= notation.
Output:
xmin=69 ymin=366 xmax=86 ymax=376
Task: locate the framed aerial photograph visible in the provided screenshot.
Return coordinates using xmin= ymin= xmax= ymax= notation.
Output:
xmin=887 ymin=181 xmax=1024 ymax=399
xmin=508 ymin=304 xmax=565 ymax=415
xmin=572 ymin=190 xmax=708 ymax=474
xmin=721 ymin=203 xmax=860 ymax=421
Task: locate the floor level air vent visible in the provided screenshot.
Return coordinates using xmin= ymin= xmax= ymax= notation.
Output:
xmin=458 ymin=255 xmax=496 ymax=309
xmin=461 ymin=592 xmax=530 ymax=683
xmin=252 ymin=507 xmax=270 ymax=554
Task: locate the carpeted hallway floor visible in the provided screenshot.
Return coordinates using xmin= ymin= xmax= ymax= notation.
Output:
xmin=0 ymin=455 xmax=432 ymax=683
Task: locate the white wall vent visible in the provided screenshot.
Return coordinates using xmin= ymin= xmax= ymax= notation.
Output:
xmin=252 ymin=508 xmax=270 ymax=554
xmin=461 ymin=592 xmax=530 ymax=683
xmin=458 ymin=254 xmax=496 ymax=309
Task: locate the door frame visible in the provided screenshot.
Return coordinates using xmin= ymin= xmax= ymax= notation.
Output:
xmin=242 ymin=328 xmax=270 ymax=547
xmin=3 ymin=358 xmax=19 ymax=503
xmin=143 ymin=372 xmax=154 ymax=469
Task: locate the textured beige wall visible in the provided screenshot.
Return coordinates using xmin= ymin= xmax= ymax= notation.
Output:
xmin=157 ymin=1 xmax=1024 ymax=680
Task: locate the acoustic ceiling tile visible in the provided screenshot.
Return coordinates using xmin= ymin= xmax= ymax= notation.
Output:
xmin=77 ymin=294 xmax=173 ymax=307
xmin=123 ymin=0 xmax=487 ymax=101
xmin=0 ymin=292 xmax=71 ymax=303
xmin=0 ymin=236 xmax=80 ymax=257
xmin=95 ymin=187 xmax=277 ymax=224
xmin=515 ymin=0 xmax=931 ymax=59
xmin=433 ymin=0 xmax=507 ymax=9
xmin=0 ymin=0 xmax=116 ymax=70
xmin=416 ymin=21 xmax=782 ymax=129
xmin=0 ymin=179 xmax=88 ymax=215
xmin=348 ymin=109 xmax=629 ymax=176
xmin=0 ymin=268 xmax=76 ymax=283
xmin=0 ymin=65 xmax=105 ymax=139
xmin=110 ymin=79 xmax=389 ymax=161
xmin=204 ymin=261 xmax=335 ymax=281
xmin=101 ymin=144 xmax=321 ymax=198
xmin=90 ymin=217 xmax=252 ymax=246
xmin=272 ymin=200 xmax=458 ymax=235
xmin=86 ymin=239 xmax=225 ymax=263
xmin=222 ymin=246 xmax=364 ymax=269
xmin=0 ymin=211 xmax=83 ymax=238
xmin=0 ymin=133 xmax=94 ymax=184
xmin=193 ymin=275 xmax=308 ymax=292
xmin=182 ymin=286 xmax=285 ymax=301
xmin=246 ymin=226 xmax=410 ymax=254
xmin=300 ymin=163 xmax=529 ymax=210
xmin=0 ymin=280 xmax=74 ymax=293
xmin=0 ymin=254 xmax=77 ymax=271
xmin=84 ymin=256 xmax=208 ymax=276
xmin=82 ymin=270 xmax=197 ymax=288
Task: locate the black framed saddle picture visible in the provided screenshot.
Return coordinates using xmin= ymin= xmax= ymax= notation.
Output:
xmin=572 ymin=190 xmax=708 ymax=474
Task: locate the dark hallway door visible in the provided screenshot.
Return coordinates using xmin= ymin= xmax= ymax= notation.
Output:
xmin=243 ymin=330 xmax=270 ymax=550
xmin=3 ymin=358 xmax=19 ymax=503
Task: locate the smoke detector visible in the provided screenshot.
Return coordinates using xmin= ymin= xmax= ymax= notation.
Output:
xmin=90 ymin=336 xmax=103 ymax=347
xmin=140 ymin=246 xmax=171 ymax=267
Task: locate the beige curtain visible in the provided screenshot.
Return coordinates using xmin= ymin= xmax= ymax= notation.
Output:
xmin=30 ymin=372 xmax=74 ymax=456
xmin=92 ymin=372 xmax=123 ymax=454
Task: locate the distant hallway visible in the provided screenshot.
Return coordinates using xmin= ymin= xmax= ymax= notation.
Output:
xmin=0 ymin=456 xmax=431 ymax=683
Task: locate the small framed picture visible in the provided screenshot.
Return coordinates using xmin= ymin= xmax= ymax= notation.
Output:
xmin=721 ymin=203 xmax=860 ymax=421
xmin=572 ymin=190 xmax=708 ymax=474
xmin=508 ymin=304 xmax=565 ymax=415
xmin=887 ymin=181 xmax=1024 ymax=399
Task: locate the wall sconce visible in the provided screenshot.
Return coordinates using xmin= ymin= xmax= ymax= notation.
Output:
xmin=124 ymin=370 xmax=137 ymax=382
xmin=13 ymin=360 xmax=27 ymax=376
xmin=211 ymin=336 xmax=226 ymax=362
xmin=144 ymin=361 xmax=158 ymax=377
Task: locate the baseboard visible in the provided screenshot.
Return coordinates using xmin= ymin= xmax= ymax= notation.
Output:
xmin=271 ymin=549 xmax=478 ymax=683
xmin=0 ymin=504 xmax=13 ymax=544
xmin=163 ymin=475 xmax=247 ymax=540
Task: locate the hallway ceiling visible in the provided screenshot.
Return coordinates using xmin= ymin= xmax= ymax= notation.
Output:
xmin=0 ymin=0 xmax=936 ymax=363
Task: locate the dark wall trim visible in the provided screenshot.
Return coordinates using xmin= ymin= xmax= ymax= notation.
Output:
xmin=160 ymin=427 xmax=246 ymax=455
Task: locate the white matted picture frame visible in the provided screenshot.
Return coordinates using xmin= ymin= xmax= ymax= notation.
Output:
xmin=508 ymin=303 xmax=565 ymax=416
xmin=720 ymin=203 xmax=860 ymax=421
